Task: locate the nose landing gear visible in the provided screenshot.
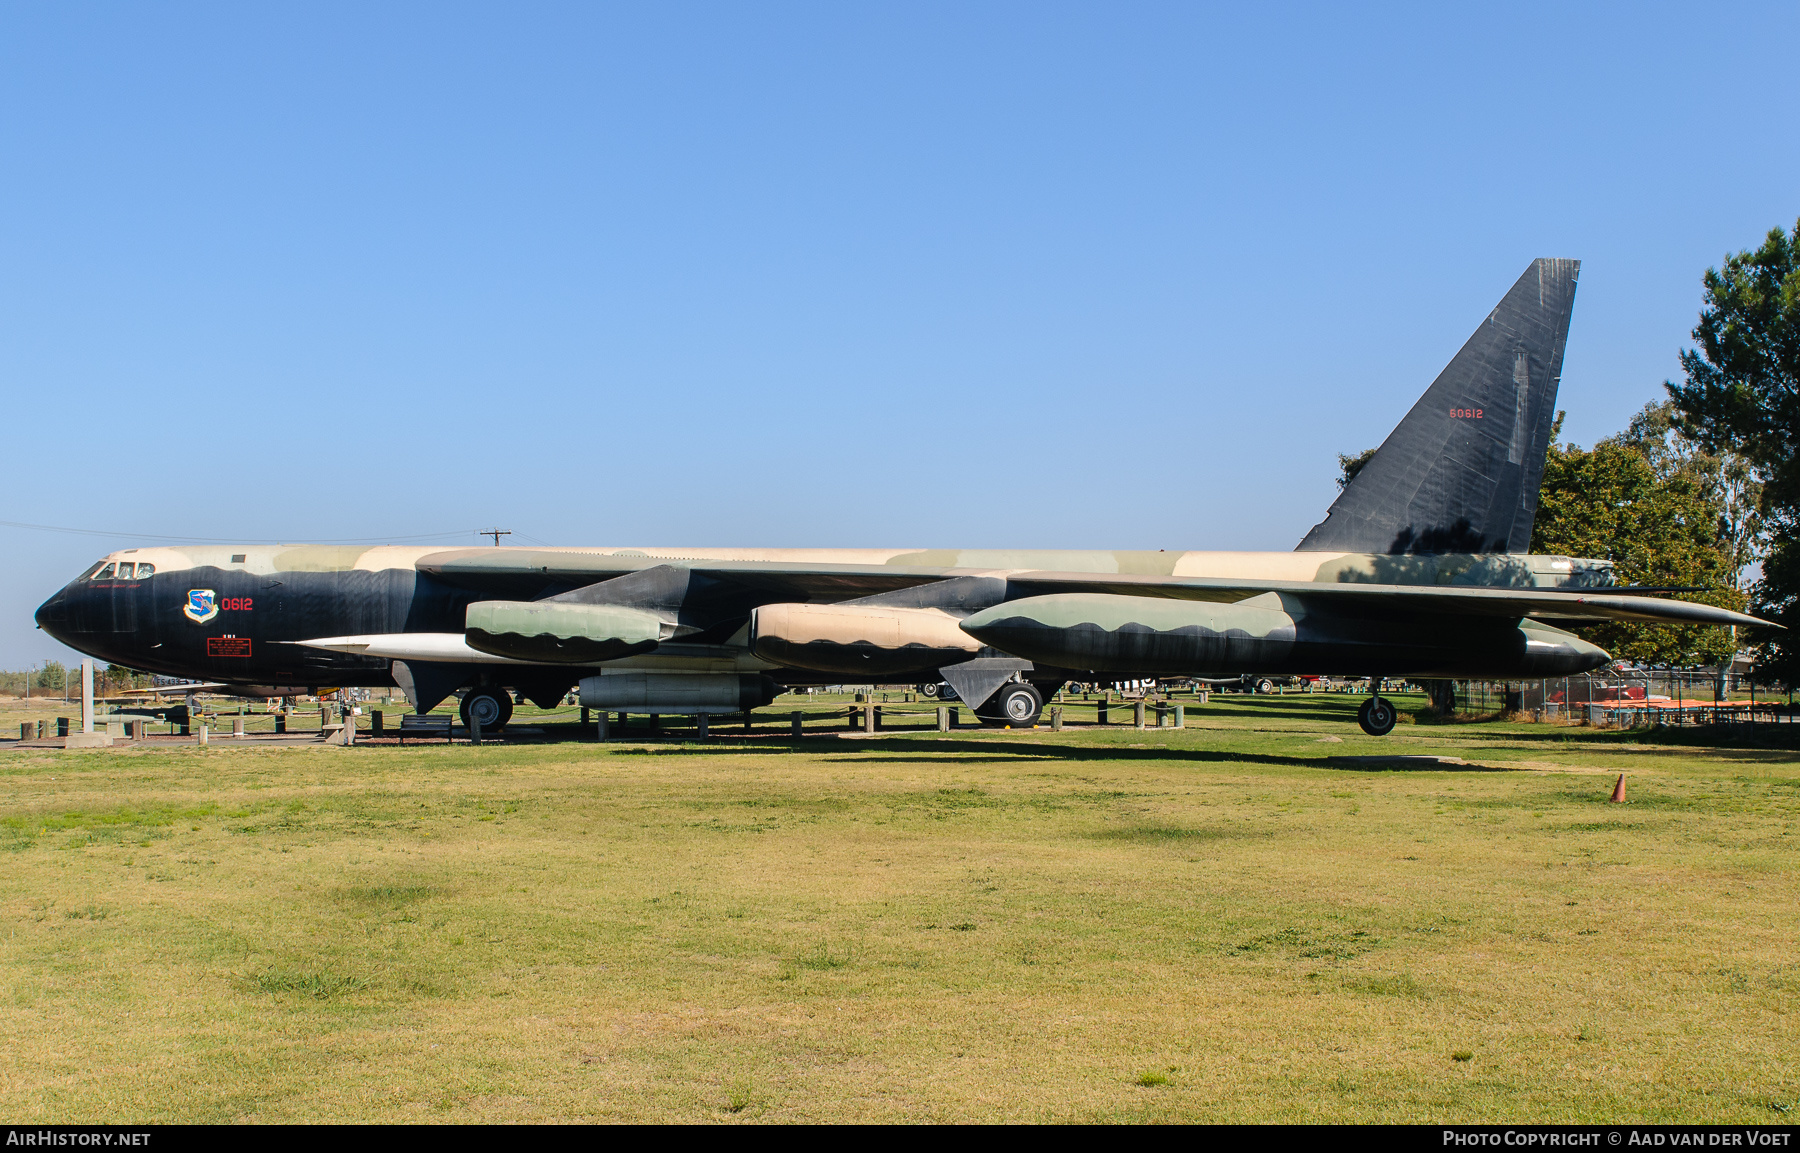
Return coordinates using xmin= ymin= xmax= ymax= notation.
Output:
xmin=1357 ymin=691 xmax=1397 ymax=736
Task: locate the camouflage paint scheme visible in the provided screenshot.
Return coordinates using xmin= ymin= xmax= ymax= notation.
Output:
xmin=32 ymin=260 xmax=1778 ymax=718
xmin=33 ymin=540 xmax=1759 ymax=707
xmin=957 ymin=591 xmax=1610 ymax=679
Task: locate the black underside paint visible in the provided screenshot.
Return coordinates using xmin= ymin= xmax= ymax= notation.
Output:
xmin=748 ymin=638 xmax=979 ymax=679
xmin=35 ymin=568 xmax=586 ymax=694
xmin=35 ymin=564 xmax=1604 ymax=695
xmin=964 ymin=613 xmax=1604 ymax=679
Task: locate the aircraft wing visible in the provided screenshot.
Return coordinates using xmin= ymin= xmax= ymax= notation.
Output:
xmin=415 ymin=549 xmax=1774 ymax=630
xmin=1000 ymin=571 xmax=1775 ymax=629
xmin=417 ymin=549 xmax=951 ymax=599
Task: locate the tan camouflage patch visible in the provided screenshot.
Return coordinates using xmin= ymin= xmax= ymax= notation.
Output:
xmin=751 ymin=603 xmax=977 ymax=652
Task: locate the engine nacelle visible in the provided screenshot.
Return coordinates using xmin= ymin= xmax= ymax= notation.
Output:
xmin=465 ymin=600 xmax=669 ymax=663
xmin=962 ymin=594 xmax=1297 ymax=674
xmin=578 ymin=672 xmax=780 ymax=714
xmin=749 ymin=602 xmax=979 ymax=677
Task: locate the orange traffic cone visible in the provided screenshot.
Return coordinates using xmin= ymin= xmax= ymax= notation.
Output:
xmin=1608 ymin=773 xmax=1627 ymax=804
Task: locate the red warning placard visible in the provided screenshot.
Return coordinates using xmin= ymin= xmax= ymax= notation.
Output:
xmin=207 ymin=636 xmax=252 ymax=658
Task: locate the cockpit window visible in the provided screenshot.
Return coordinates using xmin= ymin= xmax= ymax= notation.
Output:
xmin=79 ymin=559 xmax=154 ymax=580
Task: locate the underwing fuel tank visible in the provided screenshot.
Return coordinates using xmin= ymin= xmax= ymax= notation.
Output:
xmin=464 ymin=600 xmax=669 ymax=663
xmin=960 ymin=593 xmax=1610 ymax=679
xmin=578 ymin=672 xmax=780 ymax=715
xmin=749 ymin=603 xmax=979 ymax=677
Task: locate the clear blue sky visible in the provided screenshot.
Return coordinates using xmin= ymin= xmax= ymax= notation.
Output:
xmin=3 ymin=2 xmax=1797 ymax=668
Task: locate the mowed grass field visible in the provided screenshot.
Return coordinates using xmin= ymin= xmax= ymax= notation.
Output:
xmin=1 ymin=693 xmax=1796 ymax=1123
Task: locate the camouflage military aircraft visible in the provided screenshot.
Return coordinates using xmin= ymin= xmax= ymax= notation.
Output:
xmin=34 ymin=259 xmax=1774 ymax=736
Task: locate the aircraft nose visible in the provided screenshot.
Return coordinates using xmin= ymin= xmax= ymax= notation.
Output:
xmin=35 ymin=586 xmax=74 ymax=642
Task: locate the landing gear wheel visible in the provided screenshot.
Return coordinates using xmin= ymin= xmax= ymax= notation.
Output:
xmin=1357 ymin=696 xmax=1397 ymax=736
xmin=921 ymin=683 xmax=940 ymax=698
xmin=1255 ymin=678 xmax=1275 ymax=694
xmin=461 ymin=689 xmax=509 ymax=733
xmin=979 ymin=682 xmax=1044 ymax=727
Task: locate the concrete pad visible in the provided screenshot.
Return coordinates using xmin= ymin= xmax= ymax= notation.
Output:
xmin=63 ymin=732 xmax=115 ymax=749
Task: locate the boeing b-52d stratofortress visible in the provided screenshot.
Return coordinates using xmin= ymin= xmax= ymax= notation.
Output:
xmin=35 ymin=259 xmax=1776 ymax=736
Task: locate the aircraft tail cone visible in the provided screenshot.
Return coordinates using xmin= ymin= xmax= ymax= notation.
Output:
xmin=1609 ymin=773 xmax=1627 ymax=804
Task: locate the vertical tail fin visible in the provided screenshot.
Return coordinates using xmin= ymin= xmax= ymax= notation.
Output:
xmin=1297 ymin=258 xmax=1579 ymax=554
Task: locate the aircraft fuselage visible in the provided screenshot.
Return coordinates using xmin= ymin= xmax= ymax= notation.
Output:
xmin=35 ymin=543 xmax=1614 ymax=700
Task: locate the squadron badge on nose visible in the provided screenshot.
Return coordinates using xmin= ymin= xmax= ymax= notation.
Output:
xmin=184 ymin=589 xmax=218 ymax=624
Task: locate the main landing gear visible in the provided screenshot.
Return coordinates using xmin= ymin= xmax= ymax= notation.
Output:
xmin=460 ymin=687 xmax=514 ymax=733
xmin=977 ymin=682 xmax=1044 ymax=727
xmin=1357 ymin=691 xmax=1397 ymax=737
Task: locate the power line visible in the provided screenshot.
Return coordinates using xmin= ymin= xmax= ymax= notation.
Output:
xmin=0 ymin=520 xmax=482 ymax=546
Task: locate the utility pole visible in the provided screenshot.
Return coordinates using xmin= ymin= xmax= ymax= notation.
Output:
xmin=480 ymin=528 xmax=511 ymax=546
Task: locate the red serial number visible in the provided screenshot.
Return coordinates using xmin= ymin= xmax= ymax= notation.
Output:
xmin=221 ymin=597 xmax=253 ymax=611
xmin=1450 ymin=408 xmax=1484 ymax=419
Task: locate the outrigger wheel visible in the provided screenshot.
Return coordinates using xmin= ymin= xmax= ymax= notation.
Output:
xmin=978 ymin=682 xmax=1044 ymax=728
xmin=1357 ymin=694 xmax=1397 ymax=737
xmin=460 ymin=687 xmax=512 ymax=733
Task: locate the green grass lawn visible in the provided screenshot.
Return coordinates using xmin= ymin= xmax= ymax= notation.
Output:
xmin=1 ymin=692 xmax=1795 ymax=1122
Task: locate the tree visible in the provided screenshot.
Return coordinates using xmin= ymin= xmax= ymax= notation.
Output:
xmin=34 ymin=660 xmax=65 ymax=690
xmin=1331 ymin=410 xmax=1745 ymax=665
xmin=1607 ymin=399 xmax=1763 ymax=587
xmin=1665 ymin=219 xmax=1800 ymax=682
xmin=1336 ymin=448 xmax=1376 ymax=489
xmin=1531 ymin=439 xmax=1743 ymax=665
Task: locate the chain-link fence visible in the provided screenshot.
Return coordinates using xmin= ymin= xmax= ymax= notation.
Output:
xmin=1445 ymin=669 xmax=1793 ymax=728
